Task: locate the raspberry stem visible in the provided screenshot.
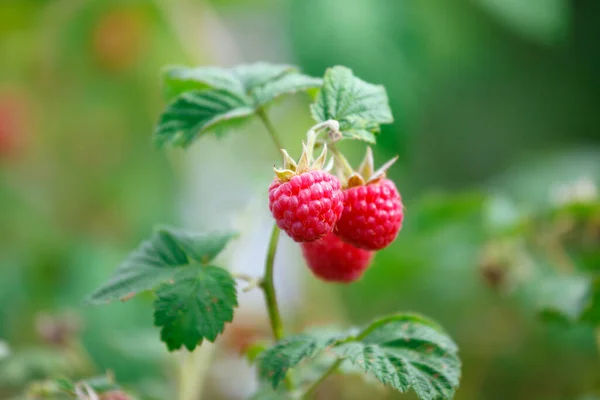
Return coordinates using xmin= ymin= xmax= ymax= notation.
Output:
xmin=257 ymin=107 xmax=284 ymax=151
xmin=256 ymin=108 xmax=295 ymax=391
xmin=329 ymin=144 xmax=354 ymax=180
xmin=302 ymin=359 xmax=343 ymax=399
xmin=259 ymin=225 xmax=295 ymax=391
xmin=260 ymin=225 xmax=284 ymax=341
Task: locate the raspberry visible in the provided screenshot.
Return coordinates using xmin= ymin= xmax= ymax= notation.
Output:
xmin=335 ymin=179 xmax=403 ymax=250
xmin=301 ymin=233 xmax=373 ymax=283
xmin=269 ymin=170 xmax=344 ymax=242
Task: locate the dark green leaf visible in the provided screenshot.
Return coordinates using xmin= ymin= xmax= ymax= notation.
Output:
xmin=310 ymin=66 xmax=393 ymax=143
xmin=154 ymin=266 xmax=237 ymax=351
xmin=257 ymin=314 xmax=460 ymax=400
xmin=154 ymin=89 xmax=255 ymax=148
xmin=157 ymin=63 xmax=322 ymax=148
xmin=87 ymin=228 xmax=236 ymax=304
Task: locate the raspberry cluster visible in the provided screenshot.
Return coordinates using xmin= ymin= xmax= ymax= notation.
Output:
xmin=268 ymin=145 xmax=404 ymax=284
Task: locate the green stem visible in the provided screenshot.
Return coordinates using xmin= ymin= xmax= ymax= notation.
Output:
xmin=595 ymin=327 xmax=600 ymax=357
xmin=257 ymin=108 xmax=284 ymax=152
xmin=302 ymin=359 xmax=343 ymax=399
xmin=329 ymin=144 xmax=354 ymax=179
xmin=256 ymin=109 xmax=295 ymax=391
xmin=260 ymin=225 xmax=294 ymax=391
xmin=260 ymin=225 xmax=285 ymax=340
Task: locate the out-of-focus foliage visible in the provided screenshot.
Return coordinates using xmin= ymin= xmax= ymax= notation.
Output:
xmin=1 ymin=0 xmax=600 ymax=399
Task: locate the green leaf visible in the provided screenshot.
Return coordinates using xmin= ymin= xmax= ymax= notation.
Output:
xmin=157 ymin=63 xmax=322 ymax=148
xmin=252 ymin=73 xmax=323 ymax=107
xmin=537 ymin=275 xmax=593 ymax=323
xmin=232 ymin=63 xmax=296 ymax=93
xmin=87 ymin=228 xmax=236 ymax=304
xmin=153 ymin=265 xmax=237 ymax=351
xmin=581 ymin=278 xmax=600 ymax=324
xmin=250 ymin=387 xmax=293 ymax=400
xmin=333 ymin=315 xmax=460 ymax=400
xmin=258 ymin=329 xmax=347 ymax=388
xmin=154 ymin=89 xmax=255 ymax=148
xmin=310 ymin=66 xmax=393 ymax=143
xmin=257 ymin=314 xmax=460 ymax=400
xmin=162 ymin=66 xmax=245 ymax=101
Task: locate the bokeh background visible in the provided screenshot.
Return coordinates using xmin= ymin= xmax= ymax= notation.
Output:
xmin=1 ymin=0 xmax=599 ymax=399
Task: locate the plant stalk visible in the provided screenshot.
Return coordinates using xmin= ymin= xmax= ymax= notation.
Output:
xmin=302 ymin=358 xmax=343 ymax=399
xmin=257 ymin=108 xmax=284 ymax=152
xmin=260 ymin=225 xmax=285 ymax=340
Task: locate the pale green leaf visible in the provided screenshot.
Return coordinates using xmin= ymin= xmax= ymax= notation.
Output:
xmin=310 ymin=66 xmax=393 ymax=143
xmin=258 ymin=329 xmax=347 ymax=388
xmin=257 ymin=314 xmax=460 ymax=400
xmin=87 ymin=228 xmax=236 ymax=304
xmin=232 ymin=63 xmax=296 ymax=92
xmin=250 ymin=387 xmax=292 ymax=400
xmin=162 ymin=66 xmax=245 ymax=101
xmin=334 ymin=314 xmax=460 ymax=400
xmin=154 ymin=89 xmax=255 ymax=148
xmin=252 ymin=73 xmax=323 ymax=106
xmin=537 ymin=275 xmax=593 ymax=323
xmin=153 ymin=265 xmax=237 ymax=351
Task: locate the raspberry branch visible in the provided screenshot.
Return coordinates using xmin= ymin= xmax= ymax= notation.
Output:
xmin=259 ymin=225 xmax=285 ymax=341
xmin=257 ymin=107 xmax=284 ymax=152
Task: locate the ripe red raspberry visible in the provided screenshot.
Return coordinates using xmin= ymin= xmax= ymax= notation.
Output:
xmin=269 ymin=170 xmax=344 ymax=242
xmin=301 ymin=233 xmax=373 ymax=283
xmin=335 ymin=179 xmax=403 ymax=250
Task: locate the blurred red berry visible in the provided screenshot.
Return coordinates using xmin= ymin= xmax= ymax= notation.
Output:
xmin=0 ymin=94 xmax=26 ymax=158
xmin=301 ymin=232 xmax=374 ymax=283
xmin=100 ymin=391 xmax=130 ymax=400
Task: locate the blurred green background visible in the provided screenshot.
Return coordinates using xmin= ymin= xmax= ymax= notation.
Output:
xmin=1 ymin=0 xmax=599 ymax=399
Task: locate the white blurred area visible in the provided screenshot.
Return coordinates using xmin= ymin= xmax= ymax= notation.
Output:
xmin=179 ymin=129 xmax=306 ymax=399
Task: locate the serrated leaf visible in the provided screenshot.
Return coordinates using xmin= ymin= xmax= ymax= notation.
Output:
xmin=537 ymin=275 xmax=593 ymax=323
xmin=257 ymin=314 xmax=460 ymax=400
xmin=154 ymin=89 xmax=255 ymax=148
xmin=334 ymin=315 xmax=460 ymax=400
xmin=153 ymin=265 xmax=237 ymax=351
xmin=310 ymin=66 xmax=393 ymax=143
xmin=87 ymin=228 xmax=236 ymax=304
xmin=258 ymin=329 xmax=347 ymax=388
xmin=157 ymin=63 xmax=322 ymax=148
